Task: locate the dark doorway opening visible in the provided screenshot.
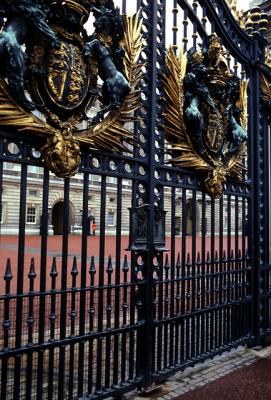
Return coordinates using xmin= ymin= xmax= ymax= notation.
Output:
xmin=52 ymin=201 xmax=75 ymax=235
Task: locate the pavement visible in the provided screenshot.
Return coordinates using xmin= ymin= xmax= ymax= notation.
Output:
xmin=124 ymin=345 xmax=270 ymax=400
xmin=0 ymin=234 xmax=245 ymax=294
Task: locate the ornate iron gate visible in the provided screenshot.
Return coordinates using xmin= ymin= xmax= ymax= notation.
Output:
xmin=0 ymin=0 xmax=270 ymax=399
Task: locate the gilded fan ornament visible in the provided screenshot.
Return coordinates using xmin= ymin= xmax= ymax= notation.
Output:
xmin=162 ymin=34 xmax=248 ymax=198
xmin=0 ymin=0 xmax=143 ymax=177
xmin=260 ymin=72 xmax=271 ymax=119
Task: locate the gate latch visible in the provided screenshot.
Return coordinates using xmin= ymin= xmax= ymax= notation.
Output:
xmin=127 ymin=204 xmax=168 ymax=252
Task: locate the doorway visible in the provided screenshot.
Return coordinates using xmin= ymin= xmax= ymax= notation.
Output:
xmin=52 ymin=201 xmax=75 ymax=235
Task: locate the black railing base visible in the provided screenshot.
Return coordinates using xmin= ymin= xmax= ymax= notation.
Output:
xmin=139 ymin=384 xmax=162 ymax=396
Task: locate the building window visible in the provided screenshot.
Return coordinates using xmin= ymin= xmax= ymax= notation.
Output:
xmin=107 ymin=211 xmax=115 ymax=226
xmin=108 ymin=177 xmax=117 ymax=184
xmin=29 ymin=190 xmax=38 ymax=197
xmin=28 ymin=165 xmax=42 ymax=173
xmin=90 ymin=174 xmax=101 ymax=182
xmin=3 ymin=162 xmax=15 ymax=170
xmin=109 ymin=197 xmax=115 ymax=203
xmin=27 ymin=207 xmax=36 ymax=224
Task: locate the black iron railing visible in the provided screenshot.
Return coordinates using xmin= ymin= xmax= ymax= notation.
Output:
xmin=0 ymin=0 xmax=270 ymax=399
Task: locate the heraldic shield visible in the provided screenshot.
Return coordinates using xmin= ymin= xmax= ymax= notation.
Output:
xmin=32 ymin=41 xmax=92 ymax=111
xmin=0 ymin=0 xmax=143 ymax=177
xmin=162 ymin=34 xmax=248 ymax=198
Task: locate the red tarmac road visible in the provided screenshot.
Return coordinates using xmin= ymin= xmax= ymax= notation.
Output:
xmin=0 ymin=235 xmax=246 ymax=295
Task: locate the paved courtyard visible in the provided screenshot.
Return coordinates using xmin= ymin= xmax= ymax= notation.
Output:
xmin=124 ymin=346 xmax=268 ymax=400
xmin=0 ymin=234 xmax=246 ymax=294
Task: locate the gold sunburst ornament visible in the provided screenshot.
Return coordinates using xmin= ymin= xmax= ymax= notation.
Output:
xmin=260 ymin=72 xmax=271 ymax=108
xmin=0 ymin=1 xmax=143 ymax=177
xmin=162 ymin=35 xmax=248 ymax=198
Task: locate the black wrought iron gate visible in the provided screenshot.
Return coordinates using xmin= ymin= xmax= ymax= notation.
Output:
xmin=0 ymin=0 xmax=271 ymax=399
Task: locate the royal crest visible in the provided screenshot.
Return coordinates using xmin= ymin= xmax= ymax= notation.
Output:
xmin=162 ymin=34 xmax=248 ymax=198
xmin=0 ymin=0 xmax=143 ymax=177
xmin=46 ymin=43 xmax=89 ymax=109
xmin=28 ymin=39 xmax=94 ymax=112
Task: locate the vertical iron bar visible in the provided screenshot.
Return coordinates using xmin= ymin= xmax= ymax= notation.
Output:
xmin=201 ymin=193 xmax=206 ymax=354
xmin=164 ymin=255 xmax=170 ymax=369
xmin=182 ymin=8 xmax=188 ymax=52
xmin=128 ymin=187 xmax=136 ymax=381
xmin=180 ymin=188 xmax=186 ymax=364
xmin=13 ymin=163 xmax=27 ymax=400
xmin=157 ymin=252 xmax=163 ymax=372
xmin=172 ymin=0 xmax=178 ymax=52
xmin=114 ymin=178 xmax=122 ymax=385
xmin=170 ymin=187 xmax=176 ymax=367
xmin=227 ymin=194 xmax=232 ymax=344
xmin=196 ymin=252 xmax=201 ymax=356
xmin=249 ymin=63 xmax=262 ymax=345
xmin=219 ymin=196 xmax=224 ymax=348
xmin=234 ymin=196 xmax=239 ymax=341
xmin=222 ymin=250 xmax=227 ymax=345
xmin=88 ymin=257 xmax=96 ymax=395
xmin=105 ymin=257 xmax=113 ymax=389
xmin=58 ymin=178 xmax=70 ymax=400
xmin=122 ymin=0 xmax=126 ymax=13
xmin=191 ymin=190 xmax=196 ymax=358
xmin=121 ymin=256 xmax=129 ymax=383
xmin=78 ymin=171 xmax=89 ymax=397
xmin=175 ymin=253 xmax=181 ymax=365
xmin=242 ymin=196 xmax=247 ymax=336
xmin=1 ymin=260 xmax=12 ymax=400
xmin=69 ymin=257 xmax=78 ymax=399
xmin=205 ymin=252 xmax=211 ymax=353
xmin=48 ymin=258 xmax=58 ymax=400
xmin=26 ymin=259 xmax=36 ymax=399
xmin=37 ymin=167 xmax=49 ymax=400
xmin=210 ymin=198 xmax=215 ymax=351
xmin=214 ymin=251 xmax=219 ymax=349
xmin=185 ymin=254 xmax=191 ymax=360
xmin=96 ymin=174 xmax=106 ymax=393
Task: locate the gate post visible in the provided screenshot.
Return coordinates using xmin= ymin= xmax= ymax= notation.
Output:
xmin=248 ymin=36 xmax=269 ymax=346
xmin=135 ymin=0 xmax=166 ymax=390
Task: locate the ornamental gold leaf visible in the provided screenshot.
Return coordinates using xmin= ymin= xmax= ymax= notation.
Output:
xmin=77 ymin=12 xmax=143 ymax=152
xmin=162 ymin=43 xmax=248 ymax=198
xmin=236 ymin=80 xmax=248 ymax=131
xmin=0 ymin=79 xmax=57 ymax=137
xmin=260 ymin=73 xmax=271 ymax=105
xmin=162 ymin=46 xmax=209 ymax=171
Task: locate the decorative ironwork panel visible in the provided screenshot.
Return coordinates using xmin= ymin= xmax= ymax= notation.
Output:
xmin=0 ymin=0 xmax=270 ymax=399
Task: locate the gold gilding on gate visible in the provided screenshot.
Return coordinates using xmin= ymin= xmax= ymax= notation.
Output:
xmin=162 ymin=34 xmax=248 ymax=198
xmin=0 ymin=1 xmax=143 ymax=178
xmin=42 ymin=127 xmax=81 ymax=178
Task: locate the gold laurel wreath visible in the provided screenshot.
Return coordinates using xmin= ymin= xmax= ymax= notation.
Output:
xmin=0 ymin=12 xmax=143 ymax=155
xmin=162 ymin=46 xmax=247 ymax=181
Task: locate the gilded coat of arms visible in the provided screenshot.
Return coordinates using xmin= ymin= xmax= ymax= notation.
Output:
xmin=0 ymin=0 xmax=143 ymax=177
xmin=163 ymin=34 xmax=248 ymax=198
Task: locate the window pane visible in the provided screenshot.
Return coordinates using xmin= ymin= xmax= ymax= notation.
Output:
xmin=107 ymin=212 xmax=114 ymax=226
xmin=27 ymin=207 xmax=36 ymax=224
